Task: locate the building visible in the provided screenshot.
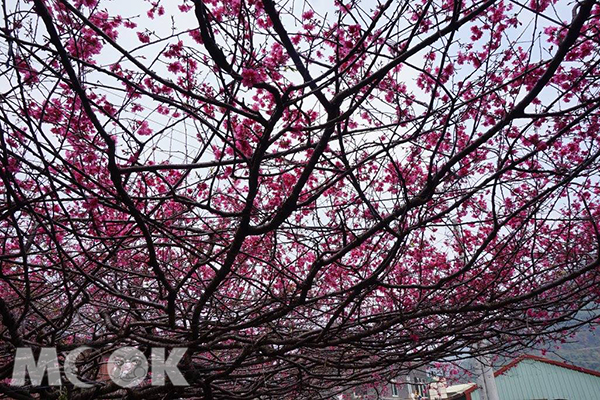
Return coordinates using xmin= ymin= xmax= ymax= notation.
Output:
xmin=447 ymin=354 xmax=600 ymax=400
xmin=347 ymin=369 xmax=448 ymax=399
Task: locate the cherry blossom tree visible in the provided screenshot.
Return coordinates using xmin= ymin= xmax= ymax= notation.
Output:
xmin=1 ymin=0 xmax=600 ymax=398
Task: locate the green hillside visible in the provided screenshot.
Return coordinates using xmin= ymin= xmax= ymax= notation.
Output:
xmin=542 ymin=327 xmax=600 ymax=372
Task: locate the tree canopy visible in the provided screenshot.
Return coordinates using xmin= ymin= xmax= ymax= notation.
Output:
xmin=1 ymin=0 xmax=600 ymax=398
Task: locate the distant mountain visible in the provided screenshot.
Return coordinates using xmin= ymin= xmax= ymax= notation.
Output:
xmin=449 ymin=325 xmax=600 ymax=385
xmin=540 ymin=327 xmax=600 ymax=372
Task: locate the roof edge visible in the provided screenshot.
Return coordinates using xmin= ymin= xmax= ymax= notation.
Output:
xmin=496 ymin=354 xmax=600 ymax=378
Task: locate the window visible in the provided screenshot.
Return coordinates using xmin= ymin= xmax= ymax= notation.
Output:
xmin=391 ymin=383 xmax=399 ymax=397
xmin=413 ymin=377 xmax=428 ymax=398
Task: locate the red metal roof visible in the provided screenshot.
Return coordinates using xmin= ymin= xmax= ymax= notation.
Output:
xmin=494 ymin=354 xmax=600 ymax=379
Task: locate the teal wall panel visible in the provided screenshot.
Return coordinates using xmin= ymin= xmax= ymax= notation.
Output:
xmin=469 ymin=358 xmax=600 ymax=400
